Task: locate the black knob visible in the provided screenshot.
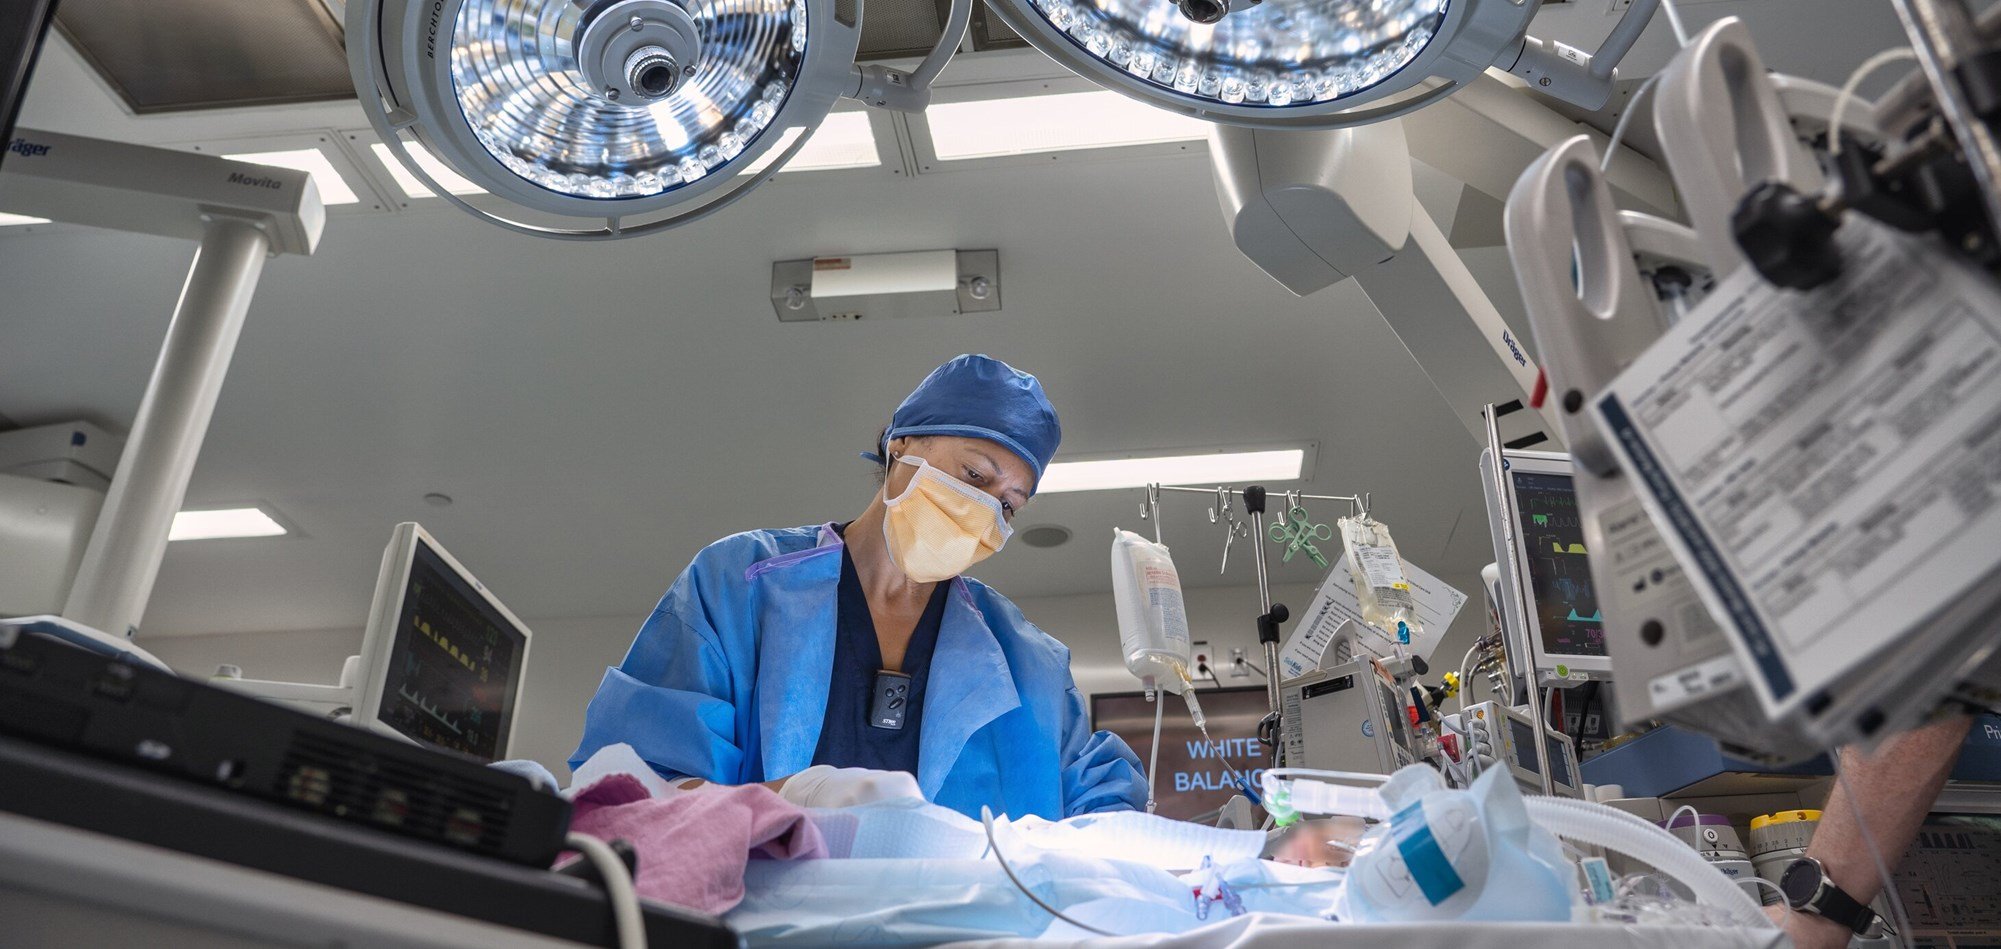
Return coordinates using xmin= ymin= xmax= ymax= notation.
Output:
xmin=1732 ymin=181 xmax=1843 ymax=291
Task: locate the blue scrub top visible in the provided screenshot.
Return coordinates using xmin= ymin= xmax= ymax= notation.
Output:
xmin=812 ymin=534 xmax=948 ymax=775
xmin=569 ymin=524 xmax=1146 ymax=820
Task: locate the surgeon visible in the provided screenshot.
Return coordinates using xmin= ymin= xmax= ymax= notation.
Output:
xmin=571 ymin=354 xmax=1146 ymax=820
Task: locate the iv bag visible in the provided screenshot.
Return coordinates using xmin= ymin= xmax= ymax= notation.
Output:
xmin=1111 ymin=529 xmax=1192 ymax=695
xmin=1337 ymin=514 xmax=1424 ymax=647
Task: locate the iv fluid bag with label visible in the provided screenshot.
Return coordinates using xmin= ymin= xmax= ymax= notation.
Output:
xmin=1338 ymin=514 xmax=1424 ymax=647
xmin=1111 ymin=529 xmax=1192 ymax=695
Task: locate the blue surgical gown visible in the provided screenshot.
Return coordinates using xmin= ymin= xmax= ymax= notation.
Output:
xmin=570 ymin=523 xmax=1147 ymax=820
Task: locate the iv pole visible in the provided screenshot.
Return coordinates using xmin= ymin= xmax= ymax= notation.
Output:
xmin=1141 ymin=482 xmax=1368 ymax=770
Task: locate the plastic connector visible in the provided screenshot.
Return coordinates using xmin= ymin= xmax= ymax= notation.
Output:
xmin=845 ymin=64 xmax=930 ymax=112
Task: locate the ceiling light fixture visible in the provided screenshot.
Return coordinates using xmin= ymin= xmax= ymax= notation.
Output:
xmin=979 ymin=0 xmax=1662 ymax=128
xmin=371 ymin=142 xmax=487 ymax=197
xmin=222 ymin=149 xmax=362 ymax=205
xmin=1036 ymin=448 xmax=1307 ymax=494
xmin=350 ymin=0 xmax=969 ymax=239
xmin=926 ymin=89 xmax=1209 ymax=161
xmin=168 ymin=507 xmax=289 ymax=541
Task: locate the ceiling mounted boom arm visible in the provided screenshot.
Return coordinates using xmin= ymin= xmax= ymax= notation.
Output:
xmin=845 ymin=0 xmax=973 ymax=110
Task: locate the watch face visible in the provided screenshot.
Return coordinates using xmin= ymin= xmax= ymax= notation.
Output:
xmin=1780 ymin=859 xmax=1821 ymax=905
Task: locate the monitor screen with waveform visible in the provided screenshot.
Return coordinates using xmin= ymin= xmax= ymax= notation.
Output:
xmin=1510 ymin=470 xmax=1604 ymax=658
xmin=375 ymin=540 xmax=527 ymax=760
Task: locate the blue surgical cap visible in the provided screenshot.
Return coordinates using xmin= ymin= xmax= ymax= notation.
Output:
xmin=868 ymin=354 xmax=1062 ymax=491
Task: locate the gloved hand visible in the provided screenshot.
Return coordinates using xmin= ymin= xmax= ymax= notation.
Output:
xmin=776 ymin=765 xmax=923 ymax=808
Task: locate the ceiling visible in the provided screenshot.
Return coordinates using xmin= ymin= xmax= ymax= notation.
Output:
xmin=1 ymin=1 xmax=1915 ymax=638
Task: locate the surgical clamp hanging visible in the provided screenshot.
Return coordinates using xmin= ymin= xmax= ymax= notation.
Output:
xmin=1209 ymin=486 xmax=1250 ymax=574
xmin=1267 ymin=491 xmax=1333 ymax=567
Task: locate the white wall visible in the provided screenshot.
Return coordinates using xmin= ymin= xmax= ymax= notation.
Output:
xmin=143 ymin=577 xmax=1481 ymax=778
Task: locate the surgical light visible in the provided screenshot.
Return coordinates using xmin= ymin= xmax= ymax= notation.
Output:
xmin=351 ymin=0 xmax=968 ymax=238
xmin=980 ymin=0 xmax=1663 ymax=128
xmin=1036 ymin=448 xmax=1306 ymax=494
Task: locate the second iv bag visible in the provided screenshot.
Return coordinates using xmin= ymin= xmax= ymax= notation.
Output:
xmin=1111 ymin=529 xmax=1193 ymax=694
xmin=1338 ymin=514 xmax=1424 ymax=646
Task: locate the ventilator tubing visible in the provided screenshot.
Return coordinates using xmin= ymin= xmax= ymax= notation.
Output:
xmin=1522 ymin=796 xmax=1770 ymax=927
xmin=1261 ymin=769 xmax=1393 ymax=821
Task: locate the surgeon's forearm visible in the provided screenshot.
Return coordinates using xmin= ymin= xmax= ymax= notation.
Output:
xmin=1808 ymin=716 xmax=1971 ymax=905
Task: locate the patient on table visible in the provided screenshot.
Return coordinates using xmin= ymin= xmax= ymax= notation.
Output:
xmin=550 ymin=745 xmax=1352 ymax=944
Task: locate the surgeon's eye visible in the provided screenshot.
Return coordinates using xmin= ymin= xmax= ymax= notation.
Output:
xmin=964 ymin=466 xmax=984 ymax=484
xmin=1001 ymin=502 xmax=1017 ymax=519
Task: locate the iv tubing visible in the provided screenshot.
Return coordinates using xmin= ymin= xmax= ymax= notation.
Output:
xmin=1147 ymin=689 xmax=1164 ymax=814
xmin=982 ymin=807 xmax=1118 ymax=938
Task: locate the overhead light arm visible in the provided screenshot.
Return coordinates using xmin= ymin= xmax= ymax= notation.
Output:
xmin=844 ymin=0 xmax=974 ymax=111
xmin=1211 ymin=121 xmax=1561 ymax=448
xmin=1498 ymin=0 xmax=1663 ymax=111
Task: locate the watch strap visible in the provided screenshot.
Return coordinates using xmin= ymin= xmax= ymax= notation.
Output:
xmin=1808 ymin=875 xmax=1878 ymax=934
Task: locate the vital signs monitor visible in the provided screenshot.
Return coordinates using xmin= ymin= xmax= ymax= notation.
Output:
xmin=351 ymin=522 xmax=532 ymax=761
xmin=1480 ymin=450 xmax=1610 ymax=688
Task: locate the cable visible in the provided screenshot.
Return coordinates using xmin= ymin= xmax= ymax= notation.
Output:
xmin=1829 ymin=48 xmax=1916 ymax=156
xmin=1834 ymin=752 xmax=1915 ymax=943
xmin=1456 ymin=644 xmax=1480 ymax=716
xmin=1660 ymin=0 xmax=1690 ymax=47
xmin=1147 ymin=690 xmax=1165 ymax=814
xmin=1600 ymin=72 xmax=1661 ymax=172
xmin=566 ymin=833 xmax=645 ymax=949
xmin=981 ymin=807 xmax=1119 ymax=938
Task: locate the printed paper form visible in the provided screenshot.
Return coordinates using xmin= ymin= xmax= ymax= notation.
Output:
xmin=1594 ymin=220 xmax=2001 ymax=716
xmin=1278 ymin=554 xmax=1468 ymax=680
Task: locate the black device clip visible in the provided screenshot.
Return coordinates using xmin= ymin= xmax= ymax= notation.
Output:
xmin=870 ymin=670 xmax=912 ymax=730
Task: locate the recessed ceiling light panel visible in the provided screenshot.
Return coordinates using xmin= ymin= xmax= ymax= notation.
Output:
xmin=168 ymin=507 xmax=289 ymax=541
xmin=1037 ymin=448 xmax=1307 ymax=493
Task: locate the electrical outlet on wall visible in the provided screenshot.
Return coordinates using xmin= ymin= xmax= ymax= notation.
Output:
xmin=1191 ymin=641 xmax=1212 ymax=675
xmin=1228 ymin=646 xmax=1250 ymax=678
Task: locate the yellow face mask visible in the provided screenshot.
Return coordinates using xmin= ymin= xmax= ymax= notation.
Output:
xmin=880 ymin=454 xmax=1013 ymax=583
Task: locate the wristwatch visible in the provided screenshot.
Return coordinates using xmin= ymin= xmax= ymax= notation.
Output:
xmin=1780 ymin=857 xmax=1880 ymax=934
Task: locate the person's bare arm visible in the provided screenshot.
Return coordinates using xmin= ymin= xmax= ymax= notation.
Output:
xmin=674 ymin=777 xmax=788 ymax=792
xmin=1771 ymin=715 xmax=1972 ymax=949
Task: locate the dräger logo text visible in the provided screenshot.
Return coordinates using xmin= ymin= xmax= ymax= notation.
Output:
xmin=8 ymin=138 xmax=51 ymax=158
xmin=1501 ymin=330 xmax=1529 ymax=367
xmin=227 ymin=171 xmax=285 ymax=190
